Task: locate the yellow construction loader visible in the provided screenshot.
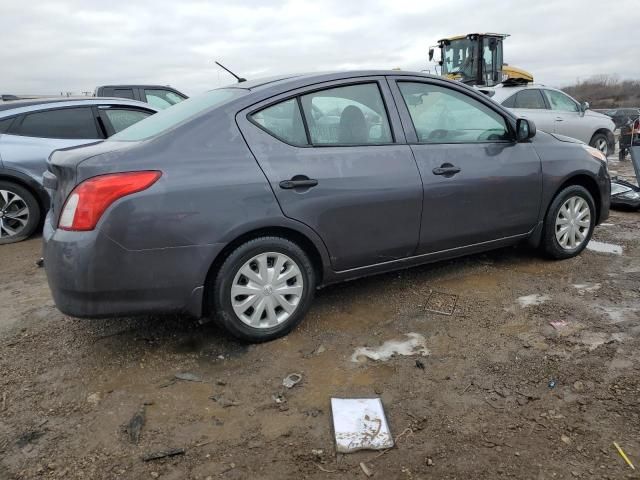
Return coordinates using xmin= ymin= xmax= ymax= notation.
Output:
xmin=429 ymin=33 xmax=533 ymax=87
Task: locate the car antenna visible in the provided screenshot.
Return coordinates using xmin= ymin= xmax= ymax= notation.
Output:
xmin=214 ymin=61 xmax=246 ymax=83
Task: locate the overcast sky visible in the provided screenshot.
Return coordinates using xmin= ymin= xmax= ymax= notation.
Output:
xmin=2 ymin=0 xmax=638 ymax=96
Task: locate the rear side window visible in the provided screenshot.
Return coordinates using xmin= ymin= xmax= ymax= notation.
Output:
xmin=16 ymin=108 xmax=99 ymax=139
xmin=102 ymin=108 xmax=152 ymax=134
xmin=300 ymin=83 xmax=393 ymax=145
xmin=513 ymin=89 xmax=546 ymax=109
xmin=251 ymin=98 xmax=308 ymax=146
xmin=0 ymin=116 xmax=16 ymax=133
xmin=144 ymin=89 xmax=185 ymax=110
xmin=103 ymin=88 xmax=135 ymax=99
xmin=110 ymin=88 xmax=242 ymax=141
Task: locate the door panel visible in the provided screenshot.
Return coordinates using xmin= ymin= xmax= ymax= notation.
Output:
xmin=390 ymin=77 xmax=542 ymax=254
xmin=543 ymin=89 xmax=585 ymax=141
xmin=410 ymin=142 xmax=541 ymax=253
xmin=237 ymin=78 xmax=423 ymax=271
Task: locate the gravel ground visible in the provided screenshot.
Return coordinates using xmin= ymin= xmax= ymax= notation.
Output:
xmin=1 ymin=160 xmax=639 ymax=480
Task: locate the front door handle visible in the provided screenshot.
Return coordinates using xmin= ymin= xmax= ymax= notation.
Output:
xmin=432 ymin=164 xmax=461 ymax=177
xmin=279 ymin=176 xmax=318 ymax=189
xmin=555 ymin=117 xmax=564 ymax=121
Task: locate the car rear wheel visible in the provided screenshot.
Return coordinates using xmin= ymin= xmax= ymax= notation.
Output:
xmin=212 ymin=236 xmax=316 ymax=342
xmin=589 ymin=133 xmax=610 ymax=157
xmin=0 ymin=181 xmax=40 ymax=245
xmin=541 ymin=185 xmax=595 ymax=259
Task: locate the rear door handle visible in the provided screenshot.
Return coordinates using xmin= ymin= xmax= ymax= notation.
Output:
xmin=432 ymin=164 xmax=461 ymax=176
xmin=555 ymin=117 xmax=564 ymax=121
xmin=279 ymin=176 xmax=318 ymax=189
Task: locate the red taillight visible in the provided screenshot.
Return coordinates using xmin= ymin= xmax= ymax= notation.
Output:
xmin=634 ymin=119 xmax=640 ymax=134
xmin=58 ymin=171 xmax=161 ymax=231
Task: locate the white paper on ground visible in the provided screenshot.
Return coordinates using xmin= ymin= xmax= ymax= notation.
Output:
xmin=331 ymin=398 xmax=394 ymax=453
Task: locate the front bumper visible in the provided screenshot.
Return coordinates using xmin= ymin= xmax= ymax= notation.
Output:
xmin=43 ymin=214 xmax=223 ymax=319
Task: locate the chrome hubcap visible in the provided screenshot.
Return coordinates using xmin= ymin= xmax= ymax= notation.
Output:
xmin=555 ymin=196 xmax=591 ymax=250
xmin=231 ymin=252 xmax=304 ymax=329
xmin=595 ymin=138 xmax=608 ymax=155
xmin=0 ymin=189 xmax=30 ymax=238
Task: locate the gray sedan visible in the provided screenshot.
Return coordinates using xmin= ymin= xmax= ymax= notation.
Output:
xmin=0 ymin=98 xmax=157 ymax=243
xmin=43 ymin=71 xmax=610 ymax=342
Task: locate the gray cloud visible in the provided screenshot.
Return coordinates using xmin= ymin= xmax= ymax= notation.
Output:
xmin=2 ymin=0 xmax=637 ymax=96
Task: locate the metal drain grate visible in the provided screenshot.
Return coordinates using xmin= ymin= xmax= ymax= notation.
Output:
xmin=424 ymin=291 xmax=458 ymax=316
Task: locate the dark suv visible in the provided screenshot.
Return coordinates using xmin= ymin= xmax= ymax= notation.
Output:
xmin=44 ymin=71 xmax=610 ymax=342
xmin=94 ymin=85 xmax=187 ymax=110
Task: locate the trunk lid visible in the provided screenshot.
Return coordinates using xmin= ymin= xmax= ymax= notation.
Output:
xmin=46 ymin=141 xmax=131 ymax=224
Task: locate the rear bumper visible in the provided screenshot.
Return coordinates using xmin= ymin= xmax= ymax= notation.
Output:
xmin=43 ymin=214 xmax=223 ymax=319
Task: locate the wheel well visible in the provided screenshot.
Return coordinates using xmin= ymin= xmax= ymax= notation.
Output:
xmin=202 ymin=226 xmax=325 ymax=316
xmin=556 ymin=175 xmax=602 ymax=222
xmin=0 ymin=174 xmax=47 ymax=217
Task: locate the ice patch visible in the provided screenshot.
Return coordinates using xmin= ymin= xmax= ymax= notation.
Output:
xmin=517 ymin=294 xmax=550 ymax=308
xmin=351 ymin=333 xmax=429 ymax=363
xmin=587 ymin=240 xmax=623 ymax=255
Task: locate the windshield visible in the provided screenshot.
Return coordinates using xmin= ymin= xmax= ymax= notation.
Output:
xmin=110 ymin=88 xmax=243 ymax=141
xmin=442 ymin=38 xmax=477 ymax=80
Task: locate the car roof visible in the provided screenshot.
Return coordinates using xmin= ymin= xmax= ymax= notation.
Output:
xmin=0 ymin=97 xmax=157 ymax=117
xmin=485 ymin=84 xmax=557 ymax=102
xmin=218 ymin=70 xmax=444 ymax=93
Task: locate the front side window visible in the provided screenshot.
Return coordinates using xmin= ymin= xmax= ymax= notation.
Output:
xmin=398 ymin=82 xmax=510 ymax=143
xmin=102 ymin=108 xmax=152 ymax=134
xmin=144 ymin=89 xmax=186 ymax=110
xmin=544 ymin=90 xmax=579 ymax=113
xmin=17 ymin=107 xmax=99 ymax=139
xmin=300 ymin=83 xmax=393 ymax=145
xmin=251 ymin=98 xmax=308 ymax=146
xmin=110 ymin=88 xmax=242 ymax=141
xmin=513 ymin=89 xmax=546 ymax=109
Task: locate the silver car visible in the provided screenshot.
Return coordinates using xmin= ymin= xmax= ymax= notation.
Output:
xmin=0 ymin=98 xmax=157 ymax=243
xmin=486 ymin=85 xmax=616 ymax=156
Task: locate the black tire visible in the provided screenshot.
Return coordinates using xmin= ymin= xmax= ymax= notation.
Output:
xmin=589 ymin=132 xmax=610 ymax=157
xmin=541 ymin=185 xmax=596 ymax=260
xmin=211 ymin=236 xmax=316 ymax=342
xmin=0 ymin=180 xmax=41 ymax=245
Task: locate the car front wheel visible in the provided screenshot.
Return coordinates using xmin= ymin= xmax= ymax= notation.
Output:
xmin=541 ymin=185 xmax=595 ymax=259
xmin=212 ymin=236 xmax=316 ymax=342
xmin=589 ymin=133 xmax=610 ymax=157
xmin=0 ymin=181 xmax=41 ymax=245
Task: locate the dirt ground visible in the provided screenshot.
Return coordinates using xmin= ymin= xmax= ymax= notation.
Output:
xmin=1 ymin=159 xmax=639 ymax=480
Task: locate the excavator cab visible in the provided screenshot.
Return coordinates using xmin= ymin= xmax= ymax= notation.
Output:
xmin=429 ymin=33 xmax=533 ymax=87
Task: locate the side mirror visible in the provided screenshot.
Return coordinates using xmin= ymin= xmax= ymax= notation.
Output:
xmin=580 ymin=101 xmax=590 ymax=112
xmin=428 ymin=47 xmax=434 ymax=62
xmin=516 ymin=118 xmax=536 ymax=142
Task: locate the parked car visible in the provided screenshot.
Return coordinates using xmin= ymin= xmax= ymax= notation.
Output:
xmin=94 ymin=85 xmax=187 ymax=110
xmin=0 ymin=98 xmax=157 ymax=243
xmin=599 ymin=107 xmax=640 ymax=129
xmin=43 ymin=71 xmax=610 ymax=342
xmin=486 ymin=85 xmax=616 ymax=156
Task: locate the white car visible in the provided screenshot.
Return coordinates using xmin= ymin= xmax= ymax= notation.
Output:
xmin=485 ymin=85 xmax=616 ymax=156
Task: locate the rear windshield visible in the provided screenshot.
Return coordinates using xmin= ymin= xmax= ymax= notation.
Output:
xmin=109 ymin=88 xmax=243 ymax=141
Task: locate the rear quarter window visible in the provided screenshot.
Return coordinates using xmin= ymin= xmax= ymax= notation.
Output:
xmin=109 ymin=89 xmax=242 ymax=141
xmin=0 ymin=116 xmax=16 ymax=133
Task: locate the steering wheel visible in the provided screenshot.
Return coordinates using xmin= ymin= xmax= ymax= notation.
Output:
xmin=427 ymin=129 xmax=449 ymax=141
